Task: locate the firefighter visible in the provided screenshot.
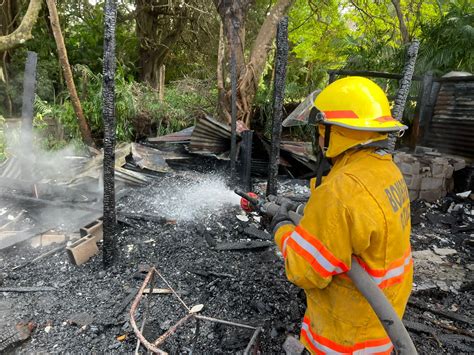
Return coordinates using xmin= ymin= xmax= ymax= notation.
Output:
xmin=271 ymin=77 xmax=413 ymax=354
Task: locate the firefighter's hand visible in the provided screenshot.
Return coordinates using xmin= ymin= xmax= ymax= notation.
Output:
xmin=269 ymin=201 xmax=293 ymax=234
xmin=268 ymin=195 xmax=301 ymax=212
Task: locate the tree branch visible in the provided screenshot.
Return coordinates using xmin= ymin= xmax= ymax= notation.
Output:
xmin=0 ymin=0 xmax=42 ymax=52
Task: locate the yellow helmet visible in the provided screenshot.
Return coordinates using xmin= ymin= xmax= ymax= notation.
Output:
xmin=283 ymin=76 xmax=407 ymax=132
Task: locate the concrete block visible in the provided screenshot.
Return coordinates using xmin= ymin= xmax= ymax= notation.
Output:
xmin=448 ymin=158 xmax=466 ymax=171
xmin=419 ymin=188 xmax=446 ymax=202
xmin=414 ymin=146 xmax=435 ymax=154
xmin=66 ymin=234 xmax=99 ymax=266
xmin=445 ymin=165 xmax=455 ymax=179
xmin=446 ymin=178 xmax=455 ymax=192
xmin=400 ymin=161 xmax=421 ymax=175
xmin=403 ymin=174 xmax=422 ymax=190
xmin=80 ymin=219 xmax=103 ymax=243
xmin=421 ymin=177 xmax=445 ymax=191
xmin=408 ymin=189 xmax=419 ymax=202
xmin=430 ymin=158 xmax=449 ymax=177
xmin=41 ymin=232 xmax=66 ymax=247
xmin=421 ymin=166 xmax=431 ymax=175
xmin=30 ymin=231 xmax=66 ymax=248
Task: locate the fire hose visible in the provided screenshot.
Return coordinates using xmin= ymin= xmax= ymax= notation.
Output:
xmin=235 ymin=189 xmax=417 ymax=354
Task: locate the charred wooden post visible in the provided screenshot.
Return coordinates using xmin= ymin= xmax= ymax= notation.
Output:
xmin=389 ymin=39 xmax=420 ymax=151
xmin=239 ymin=130 xmax=253 ymax=192
xmin=20 ymin=51 xmax=37 ymax=136
xmin=328 ymin=71 xmax=337 ymax=84
xmin=102 ymin=0 xmax=117 ymax=267
xmin=410 ymin=71 xmax=433 ymax=149
xmin=267 ymin=17 xmax=288 ymax=196
xmin=229 ymin=29 xmax=238 ymax=182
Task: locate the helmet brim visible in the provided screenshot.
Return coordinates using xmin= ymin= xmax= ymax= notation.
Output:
xmin=323 ymin=119 xmax=408 ymax=132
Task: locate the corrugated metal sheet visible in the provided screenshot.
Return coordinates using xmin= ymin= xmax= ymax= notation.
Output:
xmin=0 ymin=157 xmax=21 ymax=179
xmin=189 ymin=115 xmax=239 ymax=154
xmin=147 ymin=126 xmax=194 ymax=143
xmin=424 ymin=78 xmax=474 ymax=158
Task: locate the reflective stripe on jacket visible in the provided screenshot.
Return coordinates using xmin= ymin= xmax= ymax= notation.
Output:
xmin=275 ymin=148 xmax=413 ymax=354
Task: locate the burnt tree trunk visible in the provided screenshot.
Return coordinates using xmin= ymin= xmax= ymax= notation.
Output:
xmin=0 ymin=0 xmax=19 ymax=116
xmin=46 ymin=0 xmax=95 ymax=147
xmin=391 ymin=0 xmax=409 ymax=44
xmin=102 ymin=0 xmax=117 ymax=267
xmin=214 ymin=0 xmax=294 ymax=127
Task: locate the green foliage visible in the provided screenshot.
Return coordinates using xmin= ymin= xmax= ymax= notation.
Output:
xmin=289 ymin=0 xmax=350 ymax=69
xmin=35 ymin=65 xmax=216 ymax=143
xmin=155 ymin=79 xmax=217 ymax=136
xmin=417 ymin=0 xmax=474 ymax=75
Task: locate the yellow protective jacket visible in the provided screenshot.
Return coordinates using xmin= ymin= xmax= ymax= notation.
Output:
xmin=275 ymin=146 xmax=413 ymax=354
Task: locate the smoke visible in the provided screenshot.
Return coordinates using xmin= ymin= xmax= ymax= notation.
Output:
xmin=149 ymin=174 xmax=241 ymax=222
xmin=4 ymin=127 xmax=87 ymax=183
xmin=0 ymin=127 xmax=99 ymax=247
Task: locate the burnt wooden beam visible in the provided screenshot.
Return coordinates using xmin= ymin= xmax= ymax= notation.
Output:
xmin=239 ymin=130 xmax=253 ymax=192
xmin=327 ymin=69 xmax=422 ymax=81
xmin=102 ymin=0 xmax=118 ymax=267
xmin=389 ymin=39 xmax=420 ymax=151
xmin=267 ymin=16 xmax=288 ymax=196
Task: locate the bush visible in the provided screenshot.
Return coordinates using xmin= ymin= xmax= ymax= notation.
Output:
xmin=35 ymin=65 xmax=218 ymax=145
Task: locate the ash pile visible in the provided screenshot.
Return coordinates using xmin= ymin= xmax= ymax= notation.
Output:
xmin=0 ymin=119 xmax=473 ymax=353
xmin=0 ymin=172 xmax=310 ymax=354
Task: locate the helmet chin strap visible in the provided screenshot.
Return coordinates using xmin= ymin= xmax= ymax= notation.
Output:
xmin=315 ymin=125 xmax=331 ymax=187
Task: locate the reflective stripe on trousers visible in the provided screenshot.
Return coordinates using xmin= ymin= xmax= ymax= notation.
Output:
xmin=301 ymin=317 xmax=393 ymax=354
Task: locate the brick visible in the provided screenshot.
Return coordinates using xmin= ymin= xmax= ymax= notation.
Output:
xmin=403 ymin=174 xmax=422 ymax=190
xmin=420 ymin=177 xmax=445 ymax=191
xmin=80 ymin=219 xmax=103 ymax=243
xmin=419 ymin=188 xmax=446 ymax=202
xmin=66 ymin=234 xmax=99 ymax=266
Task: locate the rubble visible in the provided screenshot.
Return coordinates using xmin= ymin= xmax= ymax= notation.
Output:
xmin=0 ymin=159 xmax=472 ymax=353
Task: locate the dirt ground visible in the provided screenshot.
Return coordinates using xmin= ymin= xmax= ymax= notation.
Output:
xmin=0 ymin=172 xmax=472 ymax=354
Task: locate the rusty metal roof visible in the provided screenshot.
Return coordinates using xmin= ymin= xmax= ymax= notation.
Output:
xmin=148 ymin=126 xmax=194 ymax=144
xmin=424 ymin=77 xmax=474 ymax=158
xmin=189 ymin=115 xmax=240 ymax=155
